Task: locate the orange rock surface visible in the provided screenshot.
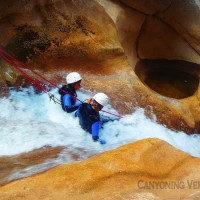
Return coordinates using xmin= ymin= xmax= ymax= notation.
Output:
xmin=0 ymin=138 xmax=200 ymax=200
xmin=0 ymin=0 xmax=200 ymax=133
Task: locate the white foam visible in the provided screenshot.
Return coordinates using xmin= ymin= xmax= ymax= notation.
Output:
xmin=0 ymin=87 xmax=200 ymax=158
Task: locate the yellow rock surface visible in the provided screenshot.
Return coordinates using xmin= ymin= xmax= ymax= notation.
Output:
xmin=0 ymin=138 xmax=200 ymax=200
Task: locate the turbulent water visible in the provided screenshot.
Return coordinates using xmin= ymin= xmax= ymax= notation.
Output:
xmin=1 ymin=87 xmax=200 ymax=183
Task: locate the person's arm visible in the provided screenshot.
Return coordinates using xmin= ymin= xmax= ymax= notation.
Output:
xmin=63 ymin=94 xmax=81 ymax=113
xmin=77 ymin=103 xmax=88 ymax=127
xmin=91 ymin=121 xmax=100 ymax=141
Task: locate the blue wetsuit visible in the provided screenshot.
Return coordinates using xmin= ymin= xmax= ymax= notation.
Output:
xmin=59 ymin=85 xmax=81 ymax=113
xmin=76 ymin=103 xmax=100 ymax=141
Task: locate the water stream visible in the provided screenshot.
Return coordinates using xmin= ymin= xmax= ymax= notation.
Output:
xmin=1 ymin=87 xmax=200 ymax=184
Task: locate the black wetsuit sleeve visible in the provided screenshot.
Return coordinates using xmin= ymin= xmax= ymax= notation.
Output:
xmin=78 ymin=104 xmax=87 ymax=124
xmin=77 ymin=104 xmax=91 ymax=131
xmin=64 ymin=105 xmax=79 ymax=113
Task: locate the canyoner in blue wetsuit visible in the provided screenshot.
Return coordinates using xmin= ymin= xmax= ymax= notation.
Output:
xmin=59 ymin=72 xmax=82 ymax=113
xmin=76 ymin=93 xmax=109 ymax=144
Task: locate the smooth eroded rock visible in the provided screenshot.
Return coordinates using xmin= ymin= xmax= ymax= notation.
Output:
xmin=0 ymin=138 xmax=200 ymax=200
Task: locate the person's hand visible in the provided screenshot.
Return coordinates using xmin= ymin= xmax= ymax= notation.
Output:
xmin=86 ymin=97 xmax=93 ymax=104
xmin=92 ymin=136 xmax=99 ymax=142
xmin=99 ymin=139 xmax=106 ymax=145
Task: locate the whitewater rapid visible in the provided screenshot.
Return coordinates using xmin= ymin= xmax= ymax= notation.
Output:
xmin=1 ymin=87 xmax=200 ymax=159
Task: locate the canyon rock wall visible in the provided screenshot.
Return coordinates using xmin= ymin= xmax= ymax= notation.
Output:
xmin=0 ymin=0 xmax=200 ymax=133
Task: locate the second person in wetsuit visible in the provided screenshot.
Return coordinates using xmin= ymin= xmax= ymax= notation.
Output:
xmin=76 ymin=93 xmax=109 ymax=143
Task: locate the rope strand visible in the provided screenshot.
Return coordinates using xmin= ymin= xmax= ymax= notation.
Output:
xmin=0 ymin=49 xmax=83 ymax=102
xmin=0 ymin=48 xmax=123 ymax=118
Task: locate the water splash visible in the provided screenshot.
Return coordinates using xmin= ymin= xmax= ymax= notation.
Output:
xmin=1 ymin=87 xmax=200 ymax=158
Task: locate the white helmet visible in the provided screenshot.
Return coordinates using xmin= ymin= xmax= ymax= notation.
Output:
xmin=93 ymin=93 xmax=109 ymax=107
xmin=66 ymin=72 xmax=82 ymax=84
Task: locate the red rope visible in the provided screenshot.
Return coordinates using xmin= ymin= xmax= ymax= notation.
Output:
xmin=0 ymin=48 xmax=83 ymax=103
xmin=0 ymin=52 xmax=48 ymax=92
xmin=0 ymin=48 xmax=123 ymax=118
xmin=100 ymin=110 xmax=123 ymax=118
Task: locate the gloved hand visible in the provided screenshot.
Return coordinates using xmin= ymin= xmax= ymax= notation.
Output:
xmin=92 ymin=136 xmax=99 ymax=142
xmin=99 ymin=139 xmax=106 ymax=145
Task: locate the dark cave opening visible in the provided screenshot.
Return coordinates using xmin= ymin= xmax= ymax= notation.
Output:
xmin=135 ymin=59 xmax=199 ymax=99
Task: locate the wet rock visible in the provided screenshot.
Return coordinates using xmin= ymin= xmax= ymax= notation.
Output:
xmin=0 ymin=0 xmax=200 ymax=133
xmin=0 ymin=146 xmax=64 ymax=186
xmin=119 ymin=0 xmax=200 ymax=62
xmin=0 ymin=139 xmax=200 ymax=200
xmin=120 ymin=0 xmax=172 ymax=15
xmin=98 ymin=0 xmax=200 ymax=133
